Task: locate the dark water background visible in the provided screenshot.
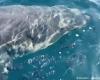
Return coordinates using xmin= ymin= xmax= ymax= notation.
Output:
xmin=0 ymin=0 xmax=100 ymax=80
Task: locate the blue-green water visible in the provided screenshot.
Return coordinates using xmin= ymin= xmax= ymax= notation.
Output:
xmin=0 ymin=0 xmax=100 ymax=80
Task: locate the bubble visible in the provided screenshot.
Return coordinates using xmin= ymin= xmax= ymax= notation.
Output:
xmin=75 ymin=34 xmax=79 ymax=37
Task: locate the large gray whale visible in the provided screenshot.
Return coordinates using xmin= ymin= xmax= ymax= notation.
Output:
xmin=0 ymin=5 xmax=90 ymax=79
xmin=0 ymin=5 xmax=89 ymax=54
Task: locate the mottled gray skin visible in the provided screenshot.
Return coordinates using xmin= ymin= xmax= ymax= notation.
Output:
xmin=0 ymin=5 xmax=89 ymax=53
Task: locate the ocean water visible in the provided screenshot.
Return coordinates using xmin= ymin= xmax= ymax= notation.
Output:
xmin=0 ymin=0 xmax=100 ymax=80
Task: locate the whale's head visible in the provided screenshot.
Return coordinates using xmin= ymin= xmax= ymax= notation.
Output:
xmin=0 ymin=5 xmax=90 ymax=53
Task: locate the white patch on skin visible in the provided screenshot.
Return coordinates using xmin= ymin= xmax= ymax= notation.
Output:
xmin=71 ymin=8 xmax=81 ymax=16
xmin=2 ymin=67 xmax=8 ymax=74
xmin=59 ymin=51 xmax=62 ymax=54
xmin=37 ymin=34 xmax=42 ymax=39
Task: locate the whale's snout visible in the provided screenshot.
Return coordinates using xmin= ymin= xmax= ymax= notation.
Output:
xmin=58 ymin=8 xmax=90 ymax=31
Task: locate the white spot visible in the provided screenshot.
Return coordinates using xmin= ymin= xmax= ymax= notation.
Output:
xmin=73 ymin=42 xmax=76 ymax=46
xmin=5 ymin=61 xmax=11 ymax=67
xmin=96 ymin=61 xmax=100 ymax=65
xmin=59 ymin=51 xmax=62 ymax=54
xmin=52 ymin=70 xmax=55 ymax=74
xmin=15 ymin=54 xmax=19 ymax=58
xmin=71 ymin=9 xmax=81 ymax=15
xmin=89 ymin=27 xmax=92 ymax=30
xmin=59 ymin=78 xmax=62 ymax=80
xmin=75 ymin=34 xmax=79 ymax=37
xmin=82 ymin=29 xmax=86 ymax=32
xmin=2 ymin=67 xmax=8 ymax=74
xmin=28 ymin=59 xmax=32 ymax=64
xmin=0 ymin=60 xmax=5 ymax=64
